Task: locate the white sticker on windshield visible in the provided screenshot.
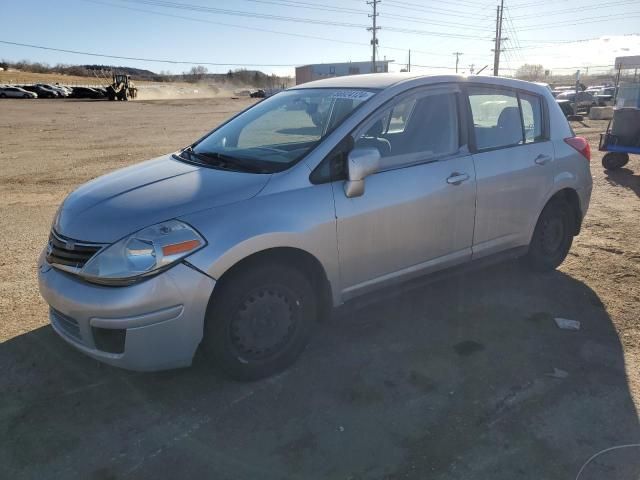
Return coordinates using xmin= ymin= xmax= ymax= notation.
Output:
xmin=330 ymin=90 xmax=375 ymax=101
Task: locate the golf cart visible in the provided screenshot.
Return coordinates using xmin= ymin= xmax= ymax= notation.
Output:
xmin=599 ymin=55 xmax=640 ymax=170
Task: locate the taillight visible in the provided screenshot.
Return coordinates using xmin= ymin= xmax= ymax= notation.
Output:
xmin=564 ymin=136 xmax=590 ymax=161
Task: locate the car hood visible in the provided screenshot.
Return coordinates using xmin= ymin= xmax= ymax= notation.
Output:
xmin=55 ymin=154 xmax=271 ymax=243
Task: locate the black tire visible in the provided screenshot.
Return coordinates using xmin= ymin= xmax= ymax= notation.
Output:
xmin=202 ymin=262 xmax=318 ymax=381
xmin=525 ymin=198 xmax=574 ymax=272
xmin=23 ymin=94 xmax=29 ymax=98
xmin=0 ymin=93 xmax=6 ymax=98
xmin=602 ymin=152 xmax=629 ymax=170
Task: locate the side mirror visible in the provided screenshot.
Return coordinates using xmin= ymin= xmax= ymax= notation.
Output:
xmin=344 ymin=147 xmax=381 ymax=198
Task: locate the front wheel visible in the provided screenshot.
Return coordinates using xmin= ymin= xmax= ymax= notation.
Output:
xmin=524 ymin=198 xmax=574 ymax=272
xmin=202 ymin=262 xmax=318 ymax=381
xmin=602 ymin=152 xmax=629 ymax=170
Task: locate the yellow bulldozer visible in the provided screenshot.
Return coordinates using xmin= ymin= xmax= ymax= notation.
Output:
xmin=106 ymin=73 xmax=138 ymax=101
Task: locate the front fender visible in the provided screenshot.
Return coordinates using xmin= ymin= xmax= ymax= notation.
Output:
xmin=180 ymin=183 xmax=341 ymax=305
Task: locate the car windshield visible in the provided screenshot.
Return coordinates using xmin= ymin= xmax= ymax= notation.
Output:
xmin=186 ymin=88 xmax=377 ymax=173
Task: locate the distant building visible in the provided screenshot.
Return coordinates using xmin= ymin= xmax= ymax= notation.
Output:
xmin=295 ymin=60 xmax=392 ymax=85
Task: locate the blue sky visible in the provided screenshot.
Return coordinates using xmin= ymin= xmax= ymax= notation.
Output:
xmin=1 ymin=0 xmax=639 ymax=77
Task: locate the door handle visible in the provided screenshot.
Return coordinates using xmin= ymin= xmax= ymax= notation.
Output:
xmin=534 ymin=154 xmax=552 ymax=165
xmin=446 ymin=172 xmax=470 ymax=185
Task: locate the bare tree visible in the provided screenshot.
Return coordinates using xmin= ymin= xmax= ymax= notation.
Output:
xmin=515 ymin=64 xmax=545 ymax=81
xmin=184 ymin=65 xmax=208 ymax=83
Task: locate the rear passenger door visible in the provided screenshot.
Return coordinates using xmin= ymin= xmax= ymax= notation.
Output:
xmin=467 ymin=85 xmax=554 ymax=258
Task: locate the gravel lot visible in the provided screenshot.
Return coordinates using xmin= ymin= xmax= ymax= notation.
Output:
xmin=1 ymin=98 xmax=639 ymax=479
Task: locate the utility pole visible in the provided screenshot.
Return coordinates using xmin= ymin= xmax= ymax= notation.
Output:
xmin=453 ymin=52 xmax=463 ymax=74
xmin=367 ymin=0 xmax=381 ymax=73
xmin=493 ymin=0 xmax=505 ymax=76
xmin=408 ymin=49 xmax=411 ymax=72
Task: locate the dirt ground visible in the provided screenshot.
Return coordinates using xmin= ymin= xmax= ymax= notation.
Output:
xmin=0 ymin=98 xmax=639 ymax=479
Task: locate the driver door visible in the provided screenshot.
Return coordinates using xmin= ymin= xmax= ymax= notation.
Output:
xmin=332 ymin=85 xmax=477 ymax=300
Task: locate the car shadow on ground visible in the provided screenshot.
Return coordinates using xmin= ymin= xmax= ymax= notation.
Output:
xmin=605 ymin=166 xmax=640 ymax=198
xmin=1 ymin=261 xmax=639 ymax=480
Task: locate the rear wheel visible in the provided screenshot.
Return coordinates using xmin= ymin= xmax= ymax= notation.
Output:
xmin=525 ymin=198 xmax=574 ymax=272
xmin=602 ymin=152 xmax=629 ymax=170
xmin=0 ymin=93 xmax=6 ymax=98
xmin=202 ymin=262 xmax=318 ymax=381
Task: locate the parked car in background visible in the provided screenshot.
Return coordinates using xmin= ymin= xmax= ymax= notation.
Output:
xmin=0 ymin=86 xmax=37 ymax=98
xmin=556 ymin=90 xmax=596 ymax=113
xmin=20 ymin=85 xmax=58 ymax=98
xmin=33 ymin=84 xmax=64 ymax=97
xmin=37 ymin=84 xmax=68 ymax=97
xmin=55 ymin=84 xmax=73 ymax=95
xmin=584 ymin=86 xmax=603 ymax=96
xmin=70 ymin=87 xmax=105 ymax=99
xmin=39 ymin=74 xmax=592 ymax=380
xmin=249 ymin=89 xmax=266 ymax=98
xmin=556 ymin=99 xmax=573 ymax=117
xmin=595 ymin=86 xmax=617 ymax=106
xmin=551 ymin=86 xmax=574 ymax=98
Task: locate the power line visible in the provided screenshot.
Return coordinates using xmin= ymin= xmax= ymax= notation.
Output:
xmin=387 ymin=0 xmax=494 ymax=10
xmin=379 ymin=11 xmax=491 ymax=30
xmin=98 ymin=0 xmax=623 ymax=47
xmin=382 ymin=0 xmax=495 ymax=20
xmin=0 ymin=39 xmax=470 ymax=72
xmin=509 ymin=0 xmax=639 ymax=19
xmin=235 ymin=0 xmax=367 ymax=15
xmin=517 ymin=11 xmax=640 ymax=30
xmin=110 ymin=0 xmax=492 ymax=39
xmin=116 ymin=0 xmax=367 ymax=28
xmin=88 ymin=0 xmax=476 ymax=57
xmin=0 ymin=39 xmax=300 ymax=66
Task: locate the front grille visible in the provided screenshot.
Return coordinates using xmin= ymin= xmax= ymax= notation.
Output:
xmin=46 ymin=230 xmax=102 ymax=270
xmin=50 ymin=308 xmax=82 ymax=342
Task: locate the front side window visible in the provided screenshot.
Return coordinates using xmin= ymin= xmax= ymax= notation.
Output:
xmin=187 ymin=88 xmax=376 ymax=173
xmin=386 ymin=97 xmax=417 ymax=134
xmin=354 ymin=89 xmax=460 ymax=163
xmin=468 ymin=87 xmax=522 ymax=150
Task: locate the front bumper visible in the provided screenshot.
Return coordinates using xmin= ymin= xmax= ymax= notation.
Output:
xmin=38 ymin=251 xmax=216 ymax=371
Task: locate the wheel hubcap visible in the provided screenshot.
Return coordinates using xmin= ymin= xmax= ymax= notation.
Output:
xmin=230 ymin=288 xmax=297 ymax=360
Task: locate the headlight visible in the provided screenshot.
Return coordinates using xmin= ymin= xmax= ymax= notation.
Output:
xmin=80 ymin=220 xmax=206 ymax=285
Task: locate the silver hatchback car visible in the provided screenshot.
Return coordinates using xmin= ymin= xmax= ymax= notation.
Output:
xmin=38 ymin=74 xmax=592 ymax=379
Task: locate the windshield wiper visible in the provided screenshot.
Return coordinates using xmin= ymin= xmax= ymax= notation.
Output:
xmin=183 ymin=147 xmax=271 ymax=173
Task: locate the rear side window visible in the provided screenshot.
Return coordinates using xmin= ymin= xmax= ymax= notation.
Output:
xmin=468 ymin=87 xmax=522 ymax=149
xmin=519 ymin=92 xmax=544 ymax=143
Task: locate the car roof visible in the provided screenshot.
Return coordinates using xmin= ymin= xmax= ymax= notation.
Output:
xmin=291 ymin=73 xmax=551 ymax=94
xmin=291 ymin=73 xmax=423 ymax=90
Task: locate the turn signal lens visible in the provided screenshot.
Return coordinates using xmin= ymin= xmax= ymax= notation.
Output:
xmin=564 ymin=136 xmax=590 ymax=161
xmin=162 ymin=239 xmax=201 ymax=256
